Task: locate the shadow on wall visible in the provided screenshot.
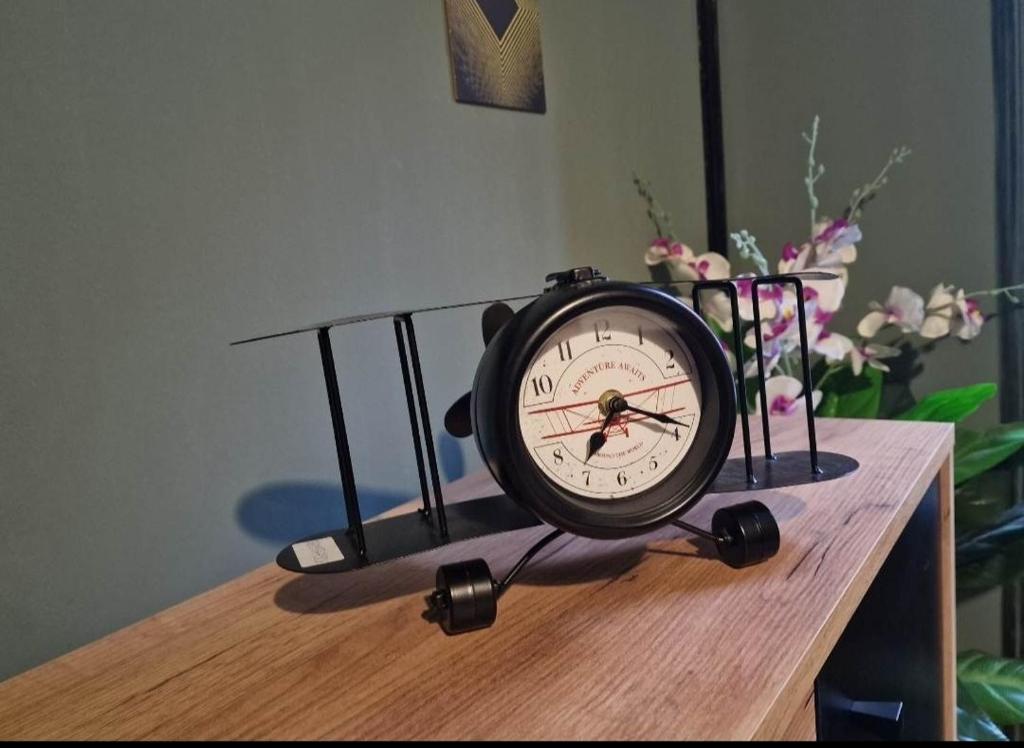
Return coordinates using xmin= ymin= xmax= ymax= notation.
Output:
xmin=235 ymin=433 xmax=466 ymax=544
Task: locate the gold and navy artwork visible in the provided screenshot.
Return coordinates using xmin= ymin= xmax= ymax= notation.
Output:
xmin=445 ymin=0 xmax=546 ymax=113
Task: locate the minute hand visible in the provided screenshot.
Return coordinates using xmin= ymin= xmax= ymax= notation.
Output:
xmin=620 ymin=403 xmax=684 ymax=426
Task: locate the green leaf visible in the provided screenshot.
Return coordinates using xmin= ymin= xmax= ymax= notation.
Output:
xmin=956 ymin=470 xmax=1017 ymax=532
xmin=957 ymin=505 xmax=1024 ymax=598
xmin=956 ymin=422 xmax=1024 ymax=485
xmin=818 ymin=391 xmax=839 ymax=417
xmin=832 ymin=366 xmax=883 ymax=418
xmin=896 ymin=383 xmax=997 ymax=423
xmin=816 ymin=365 xmax=882 ymax=418
xmin=958 ymin=651 xmax=1024 ymax=726
xmin=958 ymin=681 xmax=1010 ymax=740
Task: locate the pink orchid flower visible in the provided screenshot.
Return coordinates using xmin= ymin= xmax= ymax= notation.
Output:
xmin=752 ymin=375 xmax=822 ymax=416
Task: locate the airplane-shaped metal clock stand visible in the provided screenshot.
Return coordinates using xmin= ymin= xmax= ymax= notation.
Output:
xmin=233 ymin=270 xmax=858 ymax=635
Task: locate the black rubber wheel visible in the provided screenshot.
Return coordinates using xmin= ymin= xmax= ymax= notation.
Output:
xmin=712 ymin=500 xmax=780 ymax=568
xmin=431 ymin=559 xmax=498 ymax=635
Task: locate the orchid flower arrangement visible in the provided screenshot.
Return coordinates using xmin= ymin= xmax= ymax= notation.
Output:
xmin=636 ymin=117 xmax=1024 ymax=741
xmin=638 ymin=117 xmax=1022 ymax=423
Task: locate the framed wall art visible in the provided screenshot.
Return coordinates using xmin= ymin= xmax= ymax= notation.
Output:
xmin=444 ymin=0 xmax=547 ymax=114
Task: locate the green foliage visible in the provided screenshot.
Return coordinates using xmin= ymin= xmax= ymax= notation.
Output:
xmin=958 ymin=682 xmax=1010 ymax=741
xmin=957 ymin=505 xmax=1024 ymax=599
xmin=955 ymin=422 xmax=1024 ymax=486
xmin=817 ymin=366 xmax=882 ymax=418
xmin=956 ymin=469 xmax=1017 ymax=533
xmin=876 ymin=342 xmax=924 ymax=418
xmin=958 ymin=651 xmax=1024 ymax=728
xmin=895 ymin=383 xmax=997 ymax=423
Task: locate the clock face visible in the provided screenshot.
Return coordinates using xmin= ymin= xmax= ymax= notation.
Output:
xmin=517 ymin=305 xmax=703 ymax=499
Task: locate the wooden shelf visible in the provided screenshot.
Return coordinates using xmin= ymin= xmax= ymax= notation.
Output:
xmin=0 ymin=417 xmax=955 ymax=740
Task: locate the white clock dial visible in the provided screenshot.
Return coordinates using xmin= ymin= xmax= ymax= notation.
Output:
xmin=517 ymin=305 xmax=702 ymax=499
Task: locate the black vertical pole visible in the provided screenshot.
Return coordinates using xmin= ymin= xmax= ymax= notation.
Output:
xmin=401 ymin=315 xmax=449 ymax=540
xmin=393 ymin=318 xmax=432 ymax=516
xmin=697 ymin=0 xmax=728 ymax=256
xmin=693 ymin=282 xmax=754 ymax=485
xmin=993 ymin=0 xmax=1024 ymax=681
xmin=792 ymin=280 xmax=820 ymax=474
xmin=724 ymin=287 xmax=755 ymax=485
xmin=750 ymin=279 xmax=775 ymax=460
xmin=317 ymin=327 xmax=367 ymax=559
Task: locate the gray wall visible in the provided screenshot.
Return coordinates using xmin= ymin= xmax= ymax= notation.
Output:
xmin=717 ymin=0 xmax=999 ymax=650
xmin=0 ymin=0 xmax=705 ymax=679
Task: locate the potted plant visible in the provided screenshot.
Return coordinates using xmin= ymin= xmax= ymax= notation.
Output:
xmin=637 ymin=117 xmax=1024 ymax=740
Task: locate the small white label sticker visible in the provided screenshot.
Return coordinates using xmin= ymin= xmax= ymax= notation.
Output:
xmin=292 ymin=537 xmax=344 ymax=568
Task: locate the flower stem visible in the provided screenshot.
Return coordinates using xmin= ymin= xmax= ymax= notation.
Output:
xmin=632 ymin=173 xmax=675 ymax=241
xmin=816 ymin=365 xmax=842 ymax=391
xmin=845 ymin=145 xmax=911 ymax=222
xmin=801 ymin=115 xmax=825 ymax=234
xmin=965 ymin=282 xmax=1024 ymax=304
xmin=729 ymin=229 xmax=769 ymax=275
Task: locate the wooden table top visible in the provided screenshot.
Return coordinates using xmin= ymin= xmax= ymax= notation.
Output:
xmin=0 ymin=417 xmax=954 ymax=740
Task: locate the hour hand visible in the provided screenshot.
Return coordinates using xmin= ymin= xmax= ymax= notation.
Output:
xmin=585 ymin=410 xmax=617 ymax=462
xmin=621 ymin=404 xmax=684 ymax=426
xmin=585 ymin=431 xmax=607 ymax=462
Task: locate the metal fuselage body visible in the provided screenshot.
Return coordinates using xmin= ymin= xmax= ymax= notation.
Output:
xmin=470 ymin=278 xmax=737 ymax=539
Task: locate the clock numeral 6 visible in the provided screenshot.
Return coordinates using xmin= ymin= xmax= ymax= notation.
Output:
xmin=617 ymin=471 xmax=628 ymax=486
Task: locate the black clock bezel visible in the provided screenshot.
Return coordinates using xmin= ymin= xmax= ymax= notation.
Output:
xmin=472 ymin=280 xmax=736 ymax=539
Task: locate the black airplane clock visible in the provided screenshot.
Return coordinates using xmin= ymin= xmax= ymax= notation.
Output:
xmin=234 ymin=267 xmax=858 ymax=635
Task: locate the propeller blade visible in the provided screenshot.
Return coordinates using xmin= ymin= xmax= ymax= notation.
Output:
xmin=444 ymin=391 xmax=473 ymax=438
xmin=481 ymin=302 xmax=515 ymax=346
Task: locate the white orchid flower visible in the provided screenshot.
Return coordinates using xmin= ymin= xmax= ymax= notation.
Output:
xmin=778 ymin=242 xmax=811 ymax=274
xmin=646 ymin=241 xmax=731 ymax=283
xmin=645 ymin=239 xmax=735 ymax=331
xmin=915 ymin=285 xmax=985 ymax=340
xmin=812 ymin=329 xmax=854 ymax=362
xmin=849 ymin=342 xmax=901 ymax=376
xmin=812 ymin=218 xmax=861 ymax=267
xmin=743 ymin=290 xmax=801 ymax=352
xmin=776 ymin=242 xmax=846 ymax=313
xmin=734 ymin=274 xmax=779 ymax=322
xmin=743 ymin=345 xmax=782 ymax=379
xmin=804 ymin=277 xmax=846 ymax=314
xmin=857 ymin=286 xmax=925 ymax=337
xmin=697 ymin=291 xmax=736 ymax=332
xmin=953 ymin=290 xmax=985 ymax=340
xmin=752 ymin=375 xmax=823 ymax=417
xmin=919 ymin=284 xmax=956 ymax=339
xmin=645 ymin=239 xmax=689 ymax=267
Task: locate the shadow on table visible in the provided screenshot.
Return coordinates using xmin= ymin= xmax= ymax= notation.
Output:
xmin=268 ymin=485 xmax=806 ymax=616
xmin=235 ymin=433 xmax=467 ymax=545
xmin=270 ymin=535 xmax=651 ymax=615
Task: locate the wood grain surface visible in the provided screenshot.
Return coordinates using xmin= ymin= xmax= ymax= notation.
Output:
xmin=0 ymin=417 xmax=954 ymax=740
